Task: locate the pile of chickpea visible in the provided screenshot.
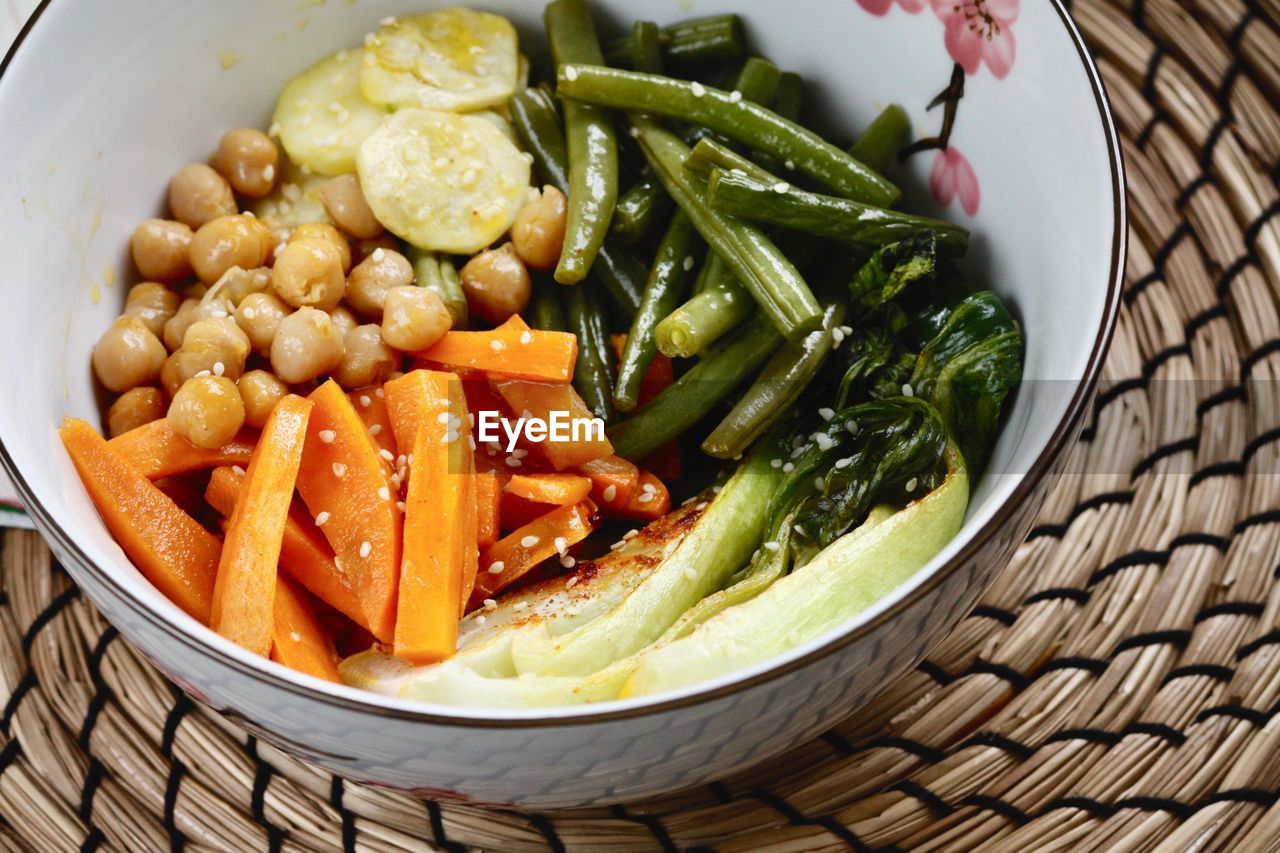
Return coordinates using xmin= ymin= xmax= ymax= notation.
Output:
xmin=93 ymin=127 xmax=569 ymax=450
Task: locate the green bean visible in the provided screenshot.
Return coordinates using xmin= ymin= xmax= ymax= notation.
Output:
xmin=690 ymin=251 xmax=724 ymax=296
xmin=529 ymin=277 xmax=567 ymax=332
xmin=702 ymin=304 xmax=845 ymax=459
xmin=615 ymin=211 xmax=700 ymax=411
xmin=630 ymin=116 xmax=822 ymax=341
xmin=603 ymin=14 xmax=746 ymax=67
xmin=610 ymin=176 xmax=672 ymax=245
xmin=546 ymin=0 xmax=618 ymax=284
xmin=557 ymin=65 xmax=899 ymax=206
xmin=849 ymin=104 xmax=911 ymax=174
xmin=655 ymin=266 xmax=754 ymax=358
xmin=565 ymin=284 xmax=616 ymax=422
xmin=630 ymin=20 xmax=663 ymax=74
xmin=407 ymin=249 xmax=467 ymax=327
xmin=731 ymin=58 xmax=781 ymax=117
xmin=608 ymin=312 xmax=783 ymax=460
xmin=684 ymin=137 xmax=778 ymax=184
xmin=706 ymin=168 xmax=969 ymax=253
xmin=751 ymin=70 xmax=803 ymax=173
xmin=509 ymin=87 xmax=644 ymax=315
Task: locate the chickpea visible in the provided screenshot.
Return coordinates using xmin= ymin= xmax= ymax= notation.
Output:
xmin=169 ymin=163 xmax=237 ymax=229
xmin=168 ymin=375 xmax=245 ymax=450
xmin=237 ymin=370 xmax=288 ymax=428
xmin=124 ymin=282 xmax=181 ymax=338
xmin=511 ymin=186 xmax=568 ymax=271
xmin=161 ymin=317 xmax=251 ymax=396
xmin=217 ymin=265 xmax=272 ymax=306
xmin=215 ymin=128 xmax=279 ymax=199
xmin=162 ymin=296 xmax=234 ymax=351
xmin=131 ymin=219 xmax=194 ymax=282
xmin=350 ymin=233 xmax=401 ymax=266
xmin=271 ymin=307 xmax=345 ymax=384
xmin=329 ymin=305 xmax=359 ymax=337
xmin=234 ymin=292 xmax=288 ymax=354
xmin=333 ymin=325 xmax=397 ymax=389
xmin=320 ymin=174 xmax=384 ymax=240
xmin=106 ymin=387 xmax=165 ymax=437
xmin=93 ymin=316 xmax=167 ymax=393
xmin=271 ymin=238 xmax=346 ymax=311
xmin=459 ymin=243 xmax=531 ymax=325
xmin=289 ymin=222 xmax=352 ymax=273
xmin=381 ymin=286 xmax=451 ymax=352
xmin=345 ymin=248 xmax=414 ymax=317
xmin=189 ymin=215 xmax=273 ymax=284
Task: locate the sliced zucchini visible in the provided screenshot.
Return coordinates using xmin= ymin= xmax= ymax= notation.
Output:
xmin=272 ymin=48 xmax=388 ymax=177
xmin=359 ymin=9 xmax=519 ymax=113
xmin=357 ymin=108 xmax=531 ymax=254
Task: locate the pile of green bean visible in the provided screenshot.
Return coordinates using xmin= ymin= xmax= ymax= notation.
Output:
xmin=518 ymin=0 xmax=972 ymax=463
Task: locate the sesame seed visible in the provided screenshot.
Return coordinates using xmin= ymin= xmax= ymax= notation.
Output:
xmin=512 ymin=449 xmax=529 ymax=459
xmin=483 ymin=598 xmax=498 ymax=611
xmin=231 ymin=465 xmax=246 ymax=477
xmin=211 ymin=361 xmax=226 ymax=377
xmin=521 ymin=535 xmax=540 ymax=548
xmin=513 ymin=601 xmax=528 ymax=611
xmin=380 ymin=15 xmax=397 ymax=26
xmin=290 ymin=631 xmax=302 ymax=643
xmin=519 ymin=330 xmax=533 ymax=345
xmin=695 ymin=501 xmax=708 ymax=511
xmin=602 ymin=485 xmax=617 ymax=502
xmin=763 ymin=540 xmax=781 ymax=552
xmin=610 ymin=540 xmax=627 ymax=551
xmin=642 ymin=482 xmax=657 ymax=494
xmin=906 ymin=477 xmax=918 ymax=492
xmin=315 ymin=511 xmax=330 ymax=526
xmin=773 ymin=181 xmax=791 ymax=194
xmin=683 ymin=256 xmax=695 ymax=272
xmin=561 ymin=555 xmax=577 ymax=569
xmin=505 ymin=456 xmax=522 ymax=467
xmin=629 ymin=126 xmax=640 ymax=138
xmin=835 ymin=457 xmax=853 ymax=469
xmin=375 ymin=387 xmax=384 ymax=398
xmin=566 ymin=575 xmax=579 ymax=589
xmin=782 ymin=462 xmax=795 ymax=473
xmin=371 ymin=247 xmax=386 ymax=262
xmin=818 ymin=407 xmax=835 ymax=421
xmin=443 ymin=430 xmax=459 ymax=444
xmin=771 ymin=459 xmax=782 ymax=469
xmin=487 ymin=561 xmax=506 ymax=574
xmin=194 ymin=369 xmax=211 ymax=379
xmin=396 ymin=501 xmax=406 ymax=513
xmin=356 ymin=541 xmax=370 ymax=559
xmin=474 ymin=614 xmax=488 ymax=626
xmin=624 ymin=529 xmax=639 ymax=540
xmin=832 ymin=328 xmax=845 ymax=344
xmin=814 ymin=476 xmax=825 ymax=491
xmin=638 ymin=493 xmax=654 ymax=503
xmin=815 ymin=433 xmax=835 ymax=451
xmin=359 ymin=395 xmax=371 ymax=407
xmin=564 ymin=65 xmax=579 ymax=81
xmin=379 ymin=448 xmax=394 ymax=461
xmin=319 ymin=429 xmax=336 ymax=444
xmin=846 ymin=420 xmax=859 ymax=434
xmin=490 ymin=339 xmax=506 ymax=352
xmin=553 ymin=536 xmax=569 ymax=554
xmin=902 ymin=384 xmax=914 ymax=397
xmin=332 ymin=462 xmax=347 ymax=478
xmin=728 ymin=90 xmax=743 ymax=103
xmin=785 ymin=159 xmax=796 ymax=170
xmin=377 ymin=486 xmax=391 ymax=501
xmin=691 ymin=81 xmax=706 ymax=97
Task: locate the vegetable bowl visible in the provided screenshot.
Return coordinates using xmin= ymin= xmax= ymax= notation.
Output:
xmin=0 ymin=0 xmax=1122 ymax=807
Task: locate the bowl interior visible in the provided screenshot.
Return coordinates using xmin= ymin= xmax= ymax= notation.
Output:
xmin=0 ymin=0 xmax=1118 ymax=716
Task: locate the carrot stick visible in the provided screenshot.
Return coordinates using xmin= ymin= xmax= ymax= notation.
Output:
xmin=205 ymin=466 xmax=367 ymax=631
xmin=109 ymin=418 xmax=256 ymax=480
xmin=395 ymin=370 xmax=478 ymax=663
xmin=490 ymin=380 xmax=612 ymax=469
xmin=576 ymin=454 xmax=641 ymax=506
xmin=296 ymin=380 xmax=403 ymax=643
xmin=603 ymin=470 xmax=671 ymax=521
xmin=609 ymin=334 xmax=681 ymax=480
xmin=415 ymin=328 xmax=578 ymax=383
xmin=499 ymin=490 xmax=557 ymax=531
xmin=504 ymin=473 xmax=593 ymax=506
xmin=211 ymin=395 xmax=312 ymax=656
xmin=270 ymin=573 xmax=341 ymax=682
xmin=59 ymin=418 xmax=221 ymax=623
xmin=475 ymin=471 xmax=501 ymax=548
xmin=349 ymin=386 xmax=397 ymax=458
xmin=470 ymin=501 xmax=598 ymax=608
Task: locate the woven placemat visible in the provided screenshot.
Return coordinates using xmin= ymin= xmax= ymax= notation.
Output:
xmin=5 ymin=0 xmax=1280 ymax=848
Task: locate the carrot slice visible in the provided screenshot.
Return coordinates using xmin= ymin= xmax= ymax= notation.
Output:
xmin=576 ymin=454 xmax=641 ymax=505
xmin=270 ymin=573 xmax=341 ymax=682
xmin=59 ymin=418 xmax=221 ymax=623
xmin=475 ymin=471 xmax=501 ymax=548
xmin=490 ymin=380 xmax=612 ymax=469
xmin=609 ymin=334 xmax=681 ymax=481
xmin=109 ymin=418 xmax=256 ymax=480
xmin=211 ymin=395 xmax=312 ymax=656
xmin=296 ymin=380 xmax=403 ymax=643
xmin=603 ymin=470 xmax=671 ymax=521
xmin=499 ymin=490 xmax=556 ymax=531
xmin=385 ymin=370 xmax=462 ymax=461
xmin=395 ymin=370 xmax=477 ymax=663
xmin=349 ymin=386 xmax=397 ymax=458
xmin=505 ymin=473 xmax=593 ymax=506
xmin=470 ymin=501 xmax=598 ymax=608
xmin=205 ymin=466 xmax=367 ymax=631
xmin=416 ymin=328 xmax=578 ymax=383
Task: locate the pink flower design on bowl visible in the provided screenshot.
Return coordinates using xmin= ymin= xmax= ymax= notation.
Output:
xmin=855 ymin=0 xmax=927 ymax=14
xmin=930 ymin=0 xmax=1018 ymax=79
xmin=930 ymin=147 xmax=980 ymax=216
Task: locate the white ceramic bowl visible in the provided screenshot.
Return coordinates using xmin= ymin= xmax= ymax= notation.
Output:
xmin=0 ymin=0 xmax=1122 ymax=807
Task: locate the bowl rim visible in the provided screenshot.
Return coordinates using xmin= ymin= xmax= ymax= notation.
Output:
xmin=0 ymin=0 xmax=1125 ymax=727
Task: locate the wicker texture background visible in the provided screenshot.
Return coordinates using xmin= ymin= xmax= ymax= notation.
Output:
xmin=5 ymin=0 xmax=1280 ymax=849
